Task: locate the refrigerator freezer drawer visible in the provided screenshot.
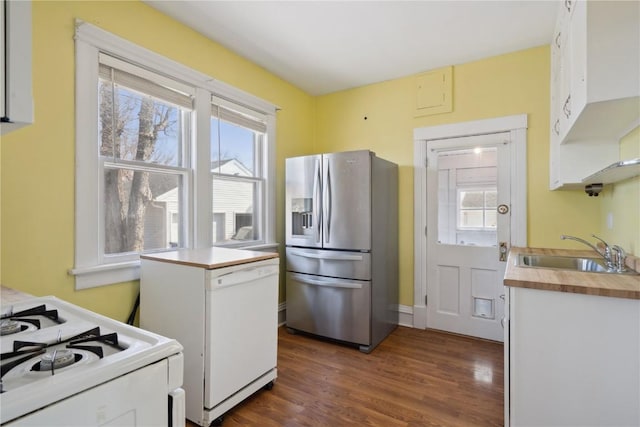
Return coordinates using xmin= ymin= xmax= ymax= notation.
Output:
xmin=286 ymin=272 xmax=371 ymax=345
xmin=285 ymin=248 xmax=371 ymax=280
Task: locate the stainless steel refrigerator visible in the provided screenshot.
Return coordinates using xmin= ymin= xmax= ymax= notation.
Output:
xmin=285 ymin=150 xmax=398 ymax=353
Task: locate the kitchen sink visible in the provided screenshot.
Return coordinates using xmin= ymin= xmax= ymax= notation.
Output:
xmin=516 ymin=254 xmax=638 ymax=275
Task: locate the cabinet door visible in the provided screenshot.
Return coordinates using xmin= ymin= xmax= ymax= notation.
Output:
xmin=509 ymin=287 xmax=640 ymax=426
xmin=0 ymin=0 xmax=33 ymax=135
xmin=565 ymin=0 xmax=586 ymax=136
xmin=549 ymin=3 xmax=567 ymax=189
xmin=549 ymin=15 xmax=563 ymax=143
xmin=558 ymin=15 xmax=572 ymax=139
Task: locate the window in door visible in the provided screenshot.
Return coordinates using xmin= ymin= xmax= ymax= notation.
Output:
xmin=437 ymin=147 xmax=497 ymax=247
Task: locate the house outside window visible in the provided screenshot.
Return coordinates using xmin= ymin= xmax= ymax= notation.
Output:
xmin=72 ymin=22 xmax=277 ymax=289
xmin=457 ymin=188 xmax=497 ymax=229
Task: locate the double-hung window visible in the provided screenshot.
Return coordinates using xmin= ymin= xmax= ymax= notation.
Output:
xmin=210 ymin=98 xmax=267 ymax=244
xmin=98 ymin=55 xmax=192 ymax=256
xmin=72 ymin=22 xmax=276 ymax=289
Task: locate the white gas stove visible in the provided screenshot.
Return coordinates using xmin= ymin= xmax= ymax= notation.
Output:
xmin=0 ymin=296 xmax=185 ymax=426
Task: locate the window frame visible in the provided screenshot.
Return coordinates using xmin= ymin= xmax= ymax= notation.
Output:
xmin=210 ymin=98 xmax=268 ymax=246
xmin=71 ymin=21 xmax=277 ymax=289
xmin=456 ymin=186 xmax=498 ymax=231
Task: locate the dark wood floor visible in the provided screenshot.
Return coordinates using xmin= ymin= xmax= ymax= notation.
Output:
xmin=188 ymin=326 xmax=504 ymax=426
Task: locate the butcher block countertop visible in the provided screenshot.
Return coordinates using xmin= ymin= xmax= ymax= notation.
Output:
xmin=140 ymin=247 xmax=279 ymax=270
xmin=505 ymin=247 xmax=640 ymax=300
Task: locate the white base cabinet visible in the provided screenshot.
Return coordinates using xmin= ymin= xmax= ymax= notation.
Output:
xmin=506 ymin=287 xmax=640 ymax=426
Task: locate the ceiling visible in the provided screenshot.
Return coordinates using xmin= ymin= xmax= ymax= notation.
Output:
xmin=144 ymin=1 xmax=558 ymax=96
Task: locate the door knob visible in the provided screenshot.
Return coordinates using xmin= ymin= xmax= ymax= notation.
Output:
xmin=499 ymin=242 xmax=508 ymax=262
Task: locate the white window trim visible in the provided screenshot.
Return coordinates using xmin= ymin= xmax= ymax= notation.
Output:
xmin=70 ymin=20 xmax=277 ymax=289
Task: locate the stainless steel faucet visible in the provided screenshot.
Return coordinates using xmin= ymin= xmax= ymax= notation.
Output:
xmin=560 ymin=234 xmax=623 ymax=271
xmin=611 ymin=245 xmax=628 ymax=272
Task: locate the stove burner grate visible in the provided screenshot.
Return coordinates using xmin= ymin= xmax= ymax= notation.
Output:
xmin=0 ymin=305 xmax=62 ymax=335
xmin=1 ymin=326 xmax=125 ymax=383
xmin=1 ymin=304 xmax=61 ymax=322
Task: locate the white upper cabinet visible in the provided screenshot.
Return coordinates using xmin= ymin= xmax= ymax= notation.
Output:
xmin=549 ymin=0 xmax=639 ymax=190
xmin=0 ymin=0 xmax=33 ymax=135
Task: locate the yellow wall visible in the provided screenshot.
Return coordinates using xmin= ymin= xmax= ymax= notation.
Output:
xmin=316 ymin=46 xmax=604 ymax=306
xmin=599 ymin=127 xmax=640 ymax=256
xmin=0 ymin=1 xmax=315 ymax=320
xmin=3 ymin=2 xmax=634 ymax=317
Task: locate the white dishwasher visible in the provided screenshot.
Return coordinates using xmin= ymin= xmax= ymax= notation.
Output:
xmin=140 ymin=248 xmax=279 ymax=427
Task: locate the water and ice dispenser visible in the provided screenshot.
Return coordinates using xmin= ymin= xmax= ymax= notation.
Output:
xmin=290 ymin=198 xmax=313 ymax=237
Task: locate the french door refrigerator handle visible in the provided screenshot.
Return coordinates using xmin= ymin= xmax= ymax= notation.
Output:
xmin=313 ymin=159 xmax=322 ymax=243
xmin=292 ymin=274 xmax=363 ymax=289
xmin=324 ymin=161 xmax=332 ymax=243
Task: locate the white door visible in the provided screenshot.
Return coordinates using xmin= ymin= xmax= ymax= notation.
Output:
xmin=426 ymin=133 xmax=511 ymax=342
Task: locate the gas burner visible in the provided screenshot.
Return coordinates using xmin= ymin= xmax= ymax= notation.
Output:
xmin=0 ymin=327 xmax=127 ymax=382
xmin=35 ymin=349 xmax=80 ymax=371
xmin=0 ymin=320 xmax=26 ymax=336
xmin=0 ymin=304 xmax=63 ymax=334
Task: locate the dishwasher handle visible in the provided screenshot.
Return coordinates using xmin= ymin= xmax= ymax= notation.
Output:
xmin=291 ymin=273 xmax=363 ymax=289
xmin=210 ymin=265 xmax=279 ymax=289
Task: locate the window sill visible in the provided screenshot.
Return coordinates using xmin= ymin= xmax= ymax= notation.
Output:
xmin=215 ymin=242 xmax=280 ymax=252
xmin=241 ymin=242 xmax=280 ymax=252
xmin=69 ymin=261 xmax=140 ymax=290
xmin=69 ymin=243 xmax=280 ymax=290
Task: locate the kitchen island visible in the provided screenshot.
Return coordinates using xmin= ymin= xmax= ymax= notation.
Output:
xmin=503 ymin=247 xmax=639 ymax=426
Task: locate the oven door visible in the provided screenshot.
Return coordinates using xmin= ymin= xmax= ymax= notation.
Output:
xmin=5 ymin=360 xmax=185 ymax=427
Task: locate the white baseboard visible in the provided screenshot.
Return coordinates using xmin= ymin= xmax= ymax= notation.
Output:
xmin=397 ymin=304 xmax=414 ymax=328
xmin=279 ymin=303 xmax=416 ymax=329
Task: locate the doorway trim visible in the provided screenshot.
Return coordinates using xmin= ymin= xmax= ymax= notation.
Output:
xmin=413 ymin=114 xmax=528 ymax=329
